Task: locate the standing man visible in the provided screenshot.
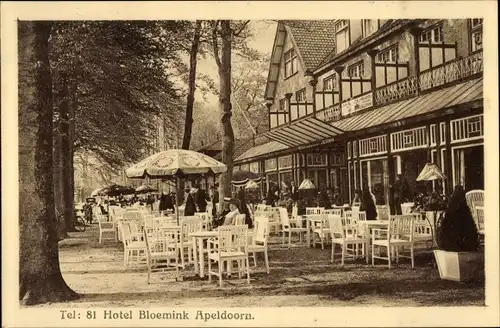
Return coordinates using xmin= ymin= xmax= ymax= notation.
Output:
xmin=195 ymin=184 xmax=209 ymax=212
xmin=290 ymin=181 xmax=299 ymax=204
xmin=211 ymin=183 xmax=219 ymax=217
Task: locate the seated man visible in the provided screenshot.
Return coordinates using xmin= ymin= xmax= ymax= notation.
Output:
xmin=223 ymin=198 xmax=241 ymax=226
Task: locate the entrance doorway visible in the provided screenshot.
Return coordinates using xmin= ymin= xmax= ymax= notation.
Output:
xmin=453 ymin=144 xmax=484 ymax=191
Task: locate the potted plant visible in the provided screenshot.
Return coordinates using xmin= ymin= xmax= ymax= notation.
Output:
xmin=434 ymin=185 xmax=484 ymax=282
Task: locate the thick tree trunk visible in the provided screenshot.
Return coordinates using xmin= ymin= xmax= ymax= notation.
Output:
xmin=181 ymin=20 xmax=202 ymax=150
xmin=217 ymin=21 xmax=234 ymax=204
xmin=18 ymin=21 xmax=78 ymax=305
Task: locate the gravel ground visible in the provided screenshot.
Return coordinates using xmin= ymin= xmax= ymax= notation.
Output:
xmin=34 ymin=225 xmax=484 ymax=307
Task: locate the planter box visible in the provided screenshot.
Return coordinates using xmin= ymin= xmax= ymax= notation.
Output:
xmin=434 ymin=249 xmax=484 ymax=282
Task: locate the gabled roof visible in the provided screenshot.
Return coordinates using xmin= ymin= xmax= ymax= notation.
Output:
xmin=264 ymin=20 xmax=337 ymax=100
xmin=196 ymin=137 xmax=258 ymax=162
xmin=282 ymin=20 xmax=337 ymax=71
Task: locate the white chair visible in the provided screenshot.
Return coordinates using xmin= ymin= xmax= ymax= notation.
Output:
xmin=208 ymin=225 xmax=250 ymax=287
xmin=179 ymin=217 xmax=202 ymax=268
xmin=466 ymin=190 xmax=484 ymax=225
xmin=195 ymin=212 xmax=212 ymax=230
xmin=372 ymin=215 xmax=415 ymax=269
xmin=400 ymin=202 xmax=415 ymax=214
xmin=120 ymin=222 xmax=146 ymax=267
xmin=98 ymin=216 xmax=116 ymax=244
xmin=248 ymin=216 xmax=270 ymax=274
xmin=143 ymin=228 xmax=181 ymax=284
xmin=279 ymin=208 xmax=308 ymax=248
xmin=233 ymin=214 xmax=246 ymax=226
xmin=475 ymin=206 xmax=484 ymax=235
xmin=377 ymin=206 xmax=390 ymax=220
xmin=412 ymin=213 xmax=434 ymax=248
xmin=311 ymin=214 xmax=330 ymax=250
xmin=267 ymin=207 xmax=281 ymax=235
xmin=328 ymin=215 xmax=367 ymax=265
xmin=306 ymin=207 xmax=324 ymax=215
xmin=324 ymin=208 xmax=343 ymax=216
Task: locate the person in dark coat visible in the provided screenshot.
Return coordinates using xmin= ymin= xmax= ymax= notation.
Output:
xmin=237 ymin=188 xmax=253 ymax=229
xmin=195 ymin=185 xmax=209 ymax=212
xmin=360 ymin=189 xmax=378 ymax=220
xmin=391 ymin=174 xmax=412 ymax=215
xmin=318 ymin=189 xmax=331 ymax=209
xmin=290 ymin=181 xmax=299 ymax=204
xmin=213 ymin=197 xmax=230 ymax=229
xmin=210 ymin=183 xmax=219 ymax=217
xmin=184 ymin=190 xmax=196 ymax=216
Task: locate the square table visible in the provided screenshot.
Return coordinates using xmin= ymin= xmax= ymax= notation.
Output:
xmin=189 ymin=231 xmax=218 ymax=278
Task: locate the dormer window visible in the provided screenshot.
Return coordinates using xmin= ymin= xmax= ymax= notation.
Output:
xmin=362 ymin=19 xmax=378 ymax=38
xmin=470 ymin=18 xmax=483 ymax=52
xmin=377 ymin=44 xmax=399 ymax=63
xmin=348 ymin=62 xmax=365 ymax=78
xmin=284 ymin=49 xmax=298 ymax=78
xmin=419 ymin=24 xmax=444 ymax=43
xmin=335 ymin=20 xmax=349 ymax=53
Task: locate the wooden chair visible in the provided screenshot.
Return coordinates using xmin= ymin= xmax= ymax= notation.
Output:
xmin=120 ymin=222 xmax=146 ymax=267
xmin=279 ymin=208 xmax=307 ymax=248
xmin=98 ymin=215 xmax=116 ymax=244
xmin=248 ymin=216 xmax=270 ymax=273
xmin=208 ymin=225 xmax=250 ymax=287
xmin=328 ymin=214 xmax=367 ymax=265
xmin=372 ymin=215 xmax=415 ymax=269
xmin=233 ymin=214 xmax=246 ymax=226
xmin=179 ymin=217 xmax=202 ymax=268
xmin=466 ymin=190 xmax=484 ymax=225
xmin=306 ymin=207 xmax=324 ymax=215
xmin=195 ymin=212 xmax=212 ymax=230
xmin=143 ymin=228 xmax=180 ymax=284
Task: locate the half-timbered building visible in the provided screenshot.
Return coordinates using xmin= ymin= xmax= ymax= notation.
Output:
xmin=234 ymin=19 xmax=484 ymax=206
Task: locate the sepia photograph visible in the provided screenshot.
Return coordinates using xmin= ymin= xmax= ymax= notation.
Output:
xmin=2 ymin=1 xmax=499 ymax=327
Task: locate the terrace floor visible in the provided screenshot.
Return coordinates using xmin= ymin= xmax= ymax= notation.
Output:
xmin=35 ymin=225 xmax=484 ymax=307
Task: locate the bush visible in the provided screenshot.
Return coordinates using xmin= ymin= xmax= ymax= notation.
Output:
xmin=436 ymin=185 xmax=479 ymax=252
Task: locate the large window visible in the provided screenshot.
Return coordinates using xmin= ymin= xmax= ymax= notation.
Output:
xmin=295 ymin=89 xmax=306 ymax=103
xmin=419 ymin=24 xmax=444 ymax=43
xmin=470 ymin=18 xmax=483 ymax=52
xmin=284 ymin=49 xmax=298 ymax=77
xmin=323 ymin=74 xmax=337 ymax=91
xmin=377 ymin=44 xmax=399 ymax=63
xmin=348 ymin=62 xmax=365 ymax=78
xmin=335 ymin=20 xmax=349 ymax=53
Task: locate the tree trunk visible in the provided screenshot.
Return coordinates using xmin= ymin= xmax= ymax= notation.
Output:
xmin=181 ymin=20 xmax=202 ymax=150
xmin=18 ymin=21 xmax=78 ymax=305
xmin=59 ymin=74 xmax=76 ymax=232
xmin=53 ymin=122 xmax=67 ymax=239
xmin=177 ymin=21 xmax=202 ymax=205
xmin=217 ymin=21 xmax=234 ymax=204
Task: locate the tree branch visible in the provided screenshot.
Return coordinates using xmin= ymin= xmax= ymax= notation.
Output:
xmin=211 ymin=21 xmax=221 ymax=68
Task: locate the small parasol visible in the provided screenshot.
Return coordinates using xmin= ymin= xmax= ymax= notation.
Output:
xmin=245 ymin=180 xmax=259 ymax=190
xmin=416 ymin=163 xmax=447 ymax=181
xmin=298 ymin=178 xmax=316 ymax=190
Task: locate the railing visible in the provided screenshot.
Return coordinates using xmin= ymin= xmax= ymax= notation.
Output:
xmin=419 ymin=50 xmax=483 ymax=91
xmin=374 ymin=50 xmax=483 ymax=106
xmin=315 ymin=103 xmax=341 ymax=123
xmin=374 ymin=76 xmax=418 ymax=105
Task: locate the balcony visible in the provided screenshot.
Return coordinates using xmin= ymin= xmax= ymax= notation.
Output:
xmin=375 ymin=50 xmax=483 ymax=106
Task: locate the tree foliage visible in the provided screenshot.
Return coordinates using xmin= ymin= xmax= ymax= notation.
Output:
xmin=50 ymin=21 xmax=188 ymax=169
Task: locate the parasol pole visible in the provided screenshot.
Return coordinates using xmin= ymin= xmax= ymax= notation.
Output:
xmin=175 ymin=175 xmax=180 ymax=225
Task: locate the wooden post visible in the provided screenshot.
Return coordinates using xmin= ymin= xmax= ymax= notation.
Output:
xmin=367 ymin=49 xmax=379 ymax=105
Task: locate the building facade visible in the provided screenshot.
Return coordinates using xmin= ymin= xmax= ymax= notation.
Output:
xmin=234 ymin=19 xmax=484 ymax=206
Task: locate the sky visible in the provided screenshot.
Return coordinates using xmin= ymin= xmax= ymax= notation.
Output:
xmin=195 ymin=20 xmax=277 ymax=107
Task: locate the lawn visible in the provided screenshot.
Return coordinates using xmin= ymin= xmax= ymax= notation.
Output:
xmin=35 ymin=224 xmax=484 ymax=307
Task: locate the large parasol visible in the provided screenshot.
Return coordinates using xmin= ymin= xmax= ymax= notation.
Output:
xmin=98 ymin=184 xmax=135 ymax=197
xmin=125 ymin=149 xmax=227 ymax=224
xmin=135 ymin=185 xmax=159 ymax=194
xmin=231 ymin=169 xmax=263 ymax=187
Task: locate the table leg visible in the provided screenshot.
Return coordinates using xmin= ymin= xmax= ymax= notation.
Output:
xmin=192 ymin=237 xmax=199 ymax=275
xmin=306 ymin=220 xmax=311 ymax=248
xmin=199 ymin=238 xmax=205 ymax=278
